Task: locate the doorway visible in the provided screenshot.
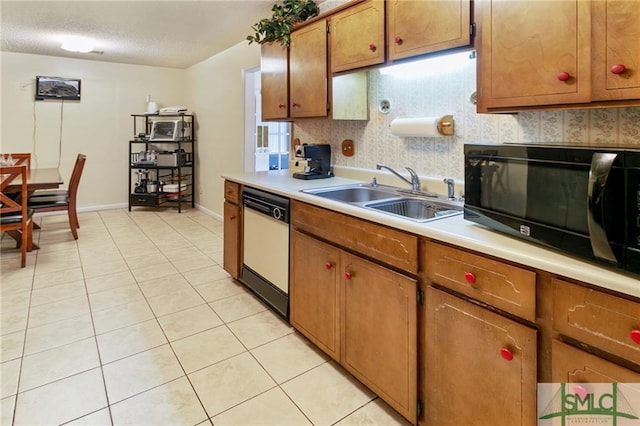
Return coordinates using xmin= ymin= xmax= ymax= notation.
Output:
xmin=244 ymin=68 xmax=291 ymax=173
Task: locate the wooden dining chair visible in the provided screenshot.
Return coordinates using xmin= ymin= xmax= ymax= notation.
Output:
xmin=28 ymin=154 xmax=86 ymax=240
xmin=1 ymin=165 xmax=34 ymax=267
xmin=1 ymin=153 xmax=31 ymax=168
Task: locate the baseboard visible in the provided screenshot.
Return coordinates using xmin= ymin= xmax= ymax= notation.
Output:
xmin=34 ymin=202 xmax=223 ymax=222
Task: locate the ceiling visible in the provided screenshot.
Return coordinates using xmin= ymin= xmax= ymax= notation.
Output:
xmin=0 ymin=1 xmax=280 ymax=69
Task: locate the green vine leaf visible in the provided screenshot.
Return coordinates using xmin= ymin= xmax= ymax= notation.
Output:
xmin=247 ymin=0 xmax=320 ymax=46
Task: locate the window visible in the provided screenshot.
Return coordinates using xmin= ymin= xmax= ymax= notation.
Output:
xmin=245 ymin=67 xmax=291 ymax=172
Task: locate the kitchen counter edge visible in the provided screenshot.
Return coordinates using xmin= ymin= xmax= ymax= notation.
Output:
xmin=223 ymin=171 xmax=639 ymax=299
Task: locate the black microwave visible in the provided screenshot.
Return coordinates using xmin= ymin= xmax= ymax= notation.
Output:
xmin=464 ymin=143 xmax=640 ymax=277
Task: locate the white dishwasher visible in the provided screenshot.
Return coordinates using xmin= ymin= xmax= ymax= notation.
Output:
xmin=241 ymin=186 xmax=290 ymax=318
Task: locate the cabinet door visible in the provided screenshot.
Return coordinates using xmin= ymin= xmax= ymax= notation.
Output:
xmin=477 ymin=0 xmax=591 ymax=111
xmin=223 ymin=201 xmax=242 ymax=279
xmin=342 ymin=253 xmax=418 ymax=423
xmin=592 ymin=0 xmax=640 ymax=101
xmin=290 ymin=230 xmax=341 ymax=360
xmin=290 ymin=19 xmax=328 ymax=118
xmin=261 ymin=42 xmax=289 ymax=120
xmin=423 ymin=286 xmax=537 ymax=425
xmin=387 ymin=0 xmax=471 ymax=62
xmin=330 ymin=0 xmax=385 ymax=73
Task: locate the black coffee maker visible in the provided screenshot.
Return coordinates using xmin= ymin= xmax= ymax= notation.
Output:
xmin=293 ymin=144 xmax=334 ymax=180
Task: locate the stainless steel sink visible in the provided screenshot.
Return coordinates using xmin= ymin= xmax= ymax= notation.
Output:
xmin=301 ymin=184 xmax=463 ymax=222
xmin=302 ymin=185 xmax=397 ymax=203
xmin=364 ymin=198 xmax=461 ymax=222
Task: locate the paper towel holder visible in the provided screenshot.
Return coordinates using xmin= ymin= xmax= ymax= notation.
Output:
xmin=390 ymin=115 xmax=455 ymax=137
xmin=436 ymin=115 xmax=454 ymax=136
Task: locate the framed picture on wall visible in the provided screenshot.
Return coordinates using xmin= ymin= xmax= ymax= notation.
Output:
xmin=35 ymin=76 xmax=81 ymax=101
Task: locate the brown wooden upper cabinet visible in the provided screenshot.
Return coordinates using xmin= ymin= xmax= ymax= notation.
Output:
xmin=261 ymin=42 xmax=289 ymax=121
xmin=387 ymin=0 xmax=472 ymax=62
xmin=477 ymin=0 xmax=640 ymax=112
xmin=330 ymin=0 xmax=386 ymax=73
xmin=591 ymin=0 xmax=640 ymax=101
xmin=289 ymin=19 xmax=329 ymax=118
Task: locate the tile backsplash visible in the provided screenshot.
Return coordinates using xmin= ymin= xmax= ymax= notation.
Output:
xmin=292 ymin=52 xmax=640 ymax=181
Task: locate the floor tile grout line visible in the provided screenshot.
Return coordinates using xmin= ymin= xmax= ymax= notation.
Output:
xmin=99 ymin=209 xmax=214 ymax=423
xmin=9 ymin=236 xmax=37 ymax=426
xmin=135 ymin=210 xmax=223 ymax=424
xmin=76 ymin=210 xmax=115 ymax=425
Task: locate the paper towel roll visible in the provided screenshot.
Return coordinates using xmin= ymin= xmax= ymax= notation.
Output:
xmin=390 ymin=115 xmax=454 ymax=137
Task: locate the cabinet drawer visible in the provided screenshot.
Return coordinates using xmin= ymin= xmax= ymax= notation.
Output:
xmin=552 ymin=339 xmax=640 ymax=383
xmin=422 ymin=240 xmax=537 ymax=321
xmin=553 ymin=279 xmax=640 ymax=366
xmin=291 ymin=200 xmax=418 ymax=274
xmin=224 ymin=180 xmax=241 ymax=204
xmin=130 ymin=194 xmax=158 ymax=207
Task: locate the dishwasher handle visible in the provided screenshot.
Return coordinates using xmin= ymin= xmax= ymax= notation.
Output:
xmin=243 ymin=195 xmax=289 ymax=223
xmin=243 ymin=198 xmax=272 ymax=215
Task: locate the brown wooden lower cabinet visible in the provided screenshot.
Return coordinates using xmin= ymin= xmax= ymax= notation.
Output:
xmin=222 ymin=200 xmax=242 ymax=279
xmin=285 ymin=203 xmax=640 ymax=425
xmin=552 ymin=339 xmax=640 ymax=383
xmin=422 ymin=286 xmax=537 ymax=425
xmin=342 ymin=253 xmax=417 ymax=423
xmin=290 ymin=229 xmax=418 ymax=423
xmin=290 ymin=230 xmax=341 ymax=361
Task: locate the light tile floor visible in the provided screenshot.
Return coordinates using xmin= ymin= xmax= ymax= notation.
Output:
xmin=1 ymin=209 xmax=411 ymax=426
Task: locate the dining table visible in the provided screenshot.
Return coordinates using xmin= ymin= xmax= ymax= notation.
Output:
xmin=3 ymin=167 xmax=63 ymax=250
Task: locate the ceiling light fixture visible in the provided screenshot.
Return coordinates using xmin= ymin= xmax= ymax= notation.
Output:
xmin=61 ymin=36 xmax=96 ymax=53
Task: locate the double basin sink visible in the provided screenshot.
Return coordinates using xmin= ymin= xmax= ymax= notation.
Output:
xmin=301 ymin=183 xmax=463 ymax=222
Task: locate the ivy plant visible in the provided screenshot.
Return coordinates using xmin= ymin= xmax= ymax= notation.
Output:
xmin=247 ymin=0 xmax=320 ymax=46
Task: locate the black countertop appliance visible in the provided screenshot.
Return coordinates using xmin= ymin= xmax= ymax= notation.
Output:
xmin=292 ymin=144 xmax=334 ymax=180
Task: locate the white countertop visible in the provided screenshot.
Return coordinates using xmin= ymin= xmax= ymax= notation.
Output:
xmin=223 ymin=170 xmax=640 ymax=299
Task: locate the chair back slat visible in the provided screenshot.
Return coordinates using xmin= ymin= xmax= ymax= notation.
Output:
xmin=1 ymin=164 xmax=31 ymax=268
xmin=68 ymin=154 xmax=87 ymax=198
xmin=2 ymin=153 xmax=31 ymax=168
xmin=1 ymin=165 xmax=28 ymax=218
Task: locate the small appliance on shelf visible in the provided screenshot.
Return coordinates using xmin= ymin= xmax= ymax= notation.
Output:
xmin=149 ymin=120 xmax=192 ymax=141
xmin=159 ymin=106 xmax=187 ymax=114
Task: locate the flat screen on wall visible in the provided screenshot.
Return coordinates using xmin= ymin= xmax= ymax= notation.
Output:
xmin=35 ymin=76 xmax=81 ymax=101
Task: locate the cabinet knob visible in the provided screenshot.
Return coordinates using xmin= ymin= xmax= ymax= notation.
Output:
xmin=292 ymin=102 xmax=300 ymax=108
xmin=557 ymin=71 xmax=571 ymax=82
xmin=500 ymin=347 xmax=514 ymax=361
xmin=229 ymin=215 xmax=236 ymax=220
xmin=631 ymin=329 xmax=640 ymax=345
xmin=344 ymin=271 xmax=352 ymax=280
xmin=278 ymin=103 xmax=286 ymax=109
xmin=368 ymin=43 xmax=377 ymax=52
xmin=324 ymin=262 xmax=332 ymax=270
xmin=610 ymin=64 xmax=626 ymax=74
xmin=464 ymin=272 xmax=476 ymax=284
xmin=394 ymin=36 xmax=403 ymax=45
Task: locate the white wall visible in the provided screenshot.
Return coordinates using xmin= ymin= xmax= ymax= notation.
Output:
xmin=185 ymin=41 xmax=261 ymax=216
xmin=1 ymin=52 xmax=187 ymax=210
xmin=1 ymin=43 xmax=260 ymax=217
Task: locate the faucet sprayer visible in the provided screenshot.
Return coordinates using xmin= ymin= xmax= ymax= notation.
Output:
xmin=443 ymin=178 xmax=455 ymax=200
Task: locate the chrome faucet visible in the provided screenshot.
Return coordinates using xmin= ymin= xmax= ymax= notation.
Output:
xmin=376 ymin=164 xmax=420 ymax=192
